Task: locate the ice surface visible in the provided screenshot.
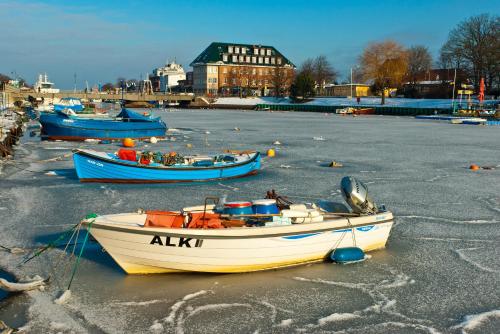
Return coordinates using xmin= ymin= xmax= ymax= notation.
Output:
xmin=0 ymin=110 xmax=499 ymax=333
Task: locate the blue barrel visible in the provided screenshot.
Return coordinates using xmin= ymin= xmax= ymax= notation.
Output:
xmin=330 ymin=247 xmax=365 ymax=264
xmin=223 ymin=202 xmax=253 ymax=215
xmin=252 ymin=199 xmax=279 ymax=214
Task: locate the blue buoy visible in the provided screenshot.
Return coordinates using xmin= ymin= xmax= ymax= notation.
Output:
xmin=330 ymin=247 xmax=366 ymax=264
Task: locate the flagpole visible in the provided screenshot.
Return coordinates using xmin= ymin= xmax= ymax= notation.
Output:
xmin=451 ymin=68 xmax=457 ymax=113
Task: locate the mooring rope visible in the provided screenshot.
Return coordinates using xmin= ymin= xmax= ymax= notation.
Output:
xmin=66 ymin=214 xmax=96 ymax=290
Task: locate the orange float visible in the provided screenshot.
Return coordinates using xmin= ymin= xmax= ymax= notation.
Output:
xmin=122 ymin=138 xmax=135 ymax=147
xmin=469 ymin=164 xmax=480 ymax=171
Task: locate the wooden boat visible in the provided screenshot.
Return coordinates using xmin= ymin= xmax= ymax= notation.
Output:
xmin=353 ymin=107 xmax=375 ymax=115
xmin=73 ymin=149 xmax=261 ymax=183
xmin=39 ymin=109 xmax=167 ymax=141
xmin=82 ymin=177 xmax=393 ymax=273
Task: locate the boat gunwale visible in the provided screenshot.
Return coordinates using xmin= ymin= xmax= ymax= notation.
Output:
xmin=73 ymin=149 xmax=261 ymax=171
xmin=84 ymin=215 xmax=393 ymax=239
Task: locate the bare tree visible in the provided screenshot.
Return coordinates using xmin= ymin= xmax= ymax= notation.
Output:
xmin=299 ymin=58 xmax=315 ymax=77
xmin=313 ymin=55 xmax=338 ymax=95
xmin=359 ymin=40 xmax=408 ymax=104
xmin=407 ymin=46 xmax=433 ymax=85
xmin=272 ymin=65 xmax=289 ymax=98
xmin=439 ymin=14 xmax=499 ymax=92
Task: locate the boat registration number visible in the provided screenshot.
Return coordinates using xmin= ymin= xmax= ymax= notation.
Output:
xmin=87 ymin=159 xmax=104 ymax=167
xmin=150 ymin=235 xmax=204 ymax=248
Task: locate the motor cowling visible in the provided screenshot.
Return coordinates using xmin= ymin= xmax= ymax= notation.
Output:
xmin=340 ymin=176 xmax=378 ymax=215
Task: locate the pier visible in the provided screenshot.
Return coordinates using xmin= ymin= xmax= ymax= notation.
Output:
xmin=0 ymin=84 xmax=195 ymax=105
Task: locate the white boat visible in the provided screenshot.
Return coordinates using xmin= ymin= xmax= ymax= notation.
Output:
xmin=83 ymin=177 xmax=393 ymax=274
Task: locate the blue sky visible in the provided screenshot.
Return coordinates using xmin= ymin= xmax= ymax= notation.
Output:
xmin=0 ymin=0 xmax=498 ymax=88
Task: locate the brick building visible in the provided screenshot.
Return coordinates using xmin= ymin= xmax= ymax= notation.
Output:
xmin=190 ymin=42 xmax=295 ymax=96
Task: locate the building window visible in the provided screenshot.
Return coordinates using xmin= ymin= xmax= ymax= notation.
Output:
xmin=259 ymin=69 xmax=263 ymax=75
xmin=232 ymin=55 xmax=237 ymax=62
xmin=277 ymin=57 xmax=282 ymax=65
xmin=242 ymin=48 xmax=246 ymax=54
xmin=264 ymin=57 xmax=269 ymax=64
xmin=232 ymin=68 xmax=236 ymax=74
xmin=252 ymin=80 xmax=256 ymax=86
xmin=252 ymin=56 xmax=256 ymax=63
xmin=267 ymin=49 xmax=272 ymax=56
xmin=271 ymin=57 xmax=275 ymax=64
xmin=252 ymin=68 xmax=256 ymax=75
xmin=260 ymin=49 xmax=265 ymax=56
xmin=245 ymin=56 xmax=250 ymax=63
xmin=232 ymin=78 xmax=236 ymax=84
xmin=254 ymin=48 xmax=259 ymax=55
xmin=265 ymin=69 xmax=269 ymax=75
xmin=265 ymin=79 xmax=268 ymax=85
xmin=239 ymin=55 xmax=244 ymax=62
xmin=224 ymin=78 xmax=227 ymax=84
xmin=223 ymin=54 xmax=228 ymax=62
xmin=228 ymin=46 xmax=233 ymax=53
xmin=258 ymin=57 xmax=263 ymax=64
xmin=223 ymin=67 xmax=227 ymax=74
xmin=235 ymin=47 xmax=240 ymax=53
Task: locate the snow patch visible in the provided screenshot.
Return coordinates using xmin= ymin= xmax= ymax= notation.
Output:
xmin=318 ymin=312 xmax=360 ymax=325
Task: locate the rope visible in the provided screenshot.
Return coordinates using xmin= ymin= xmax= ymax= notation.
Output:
xmin=20 ymin=223 xmax=80 ymax=266
xmin=346 ymin=218 xmax=357 ymax=246
xmin=67 ymin=218 xmax=94 ymax=290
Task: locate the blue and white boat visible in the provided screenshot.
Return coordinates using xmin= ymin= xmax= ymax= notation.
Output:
xmin=72 ymin=149 xmax=261 ymax=183
xmin=53 ymin=97 xmax=84 ymax=112
xmin=39 ymin=109 xmax=167 ymax=140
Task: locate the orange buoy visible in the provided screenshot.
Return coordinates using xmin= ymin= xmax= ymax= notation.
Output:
xmin=122 ymin=138 xmax=135 ymax=147
xmin=267 ymin=148 xmax=276 ymax=157
xmin=469 ymin=164 xmax=480 ymax=171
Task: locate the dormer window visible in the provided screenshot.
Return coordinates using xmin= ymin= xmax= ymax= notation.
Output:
xmin=254 ymin=48 xmax=259 ymax=55
xmin=266 ymin=49 xmax=271 ymax=56
xmin=260 ymin=49 xmax=265 ymax=56
xmin=242 ymin=48 xmax=246 ymax=54
xmin=235 ymin=47 xmax=240 ymax=53
xmin=223 ymin=54 xmax=228 ymax=62
xmin=228 ymin=46 xmax=233 ymax=53
xmin=232 ymin=55 xmax=237 ymax=62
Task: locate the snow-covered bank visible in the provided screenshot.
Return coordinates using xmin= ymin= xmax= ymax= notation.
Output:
xmin=213 ymin=96 xmax=498 ymax=109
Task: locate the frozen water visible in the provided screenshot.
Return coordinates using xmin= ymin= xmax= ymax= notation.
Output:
xmin=0 ymin=110 xmax=499 ymax=333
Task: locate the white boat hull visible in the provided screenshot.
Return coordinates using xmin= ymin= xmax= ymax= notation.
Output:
xmin=86 ymin=212 xmax=393 ymax=274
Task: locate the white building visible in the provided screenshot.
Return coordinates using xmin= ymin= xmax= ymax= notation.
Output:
xmin=150 ymin=61 xmax=186 ymax=92
xmin=34 ymin=73 xmax=60 ymax=93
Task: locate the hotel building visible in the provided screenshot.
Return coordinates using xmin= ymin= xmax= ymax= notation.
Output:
xmin=190 ymin=42 xmax=295 ymax=96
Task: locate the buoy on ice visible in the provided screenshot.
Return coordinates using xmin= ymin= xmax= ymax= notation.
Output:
xmin=150 ymin=136 xmax=158 ymax=144
xmin=267 ymin=149 xmax=276 ymax=157
xmin=330 ymin=247 xmax=366 ymax=264
xmin=122 ymin=138 xmax=135 ymax=148
xmin=469 ymin=164 xmax=480 ymax=171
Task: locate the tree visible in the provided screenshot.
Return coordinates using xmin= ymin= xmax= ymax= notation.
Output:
xmin=313 ymin=55 xmax=338 ymax=95
xmin=407 ymin=46 xmax=433 ymax=85
xmin=272 ymin=65 xmax=292 ymax=98
xmin=359 ymin=40 xmax=408 ymax=104
xmin=101 ymin=83 xmax=114 ymax=92
xmin=290 ymin=71 xmax=315 ymax=100
xmin=439 ymin=14 xmax=499 ymax=92
xmin=0 ymin=73 xmax=11 ymax=83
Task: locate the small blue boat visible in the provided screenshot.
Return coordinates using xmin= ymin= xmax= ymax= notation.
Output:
xmin=73 ymin=149 xmax=261 ymax=183
xmin=39 ymin=109 xmax=167 ymax=140
xmin=53 ymin=97 xmax=85 ymax=112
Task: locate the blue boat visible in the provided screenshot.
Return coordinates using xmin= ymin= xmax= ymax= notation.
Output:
xmin=53 ymin=97 xmax=84 ymax=112
xmin=39 ymin=109 xmax=167 ymax=140
xmin=72 ymin=149 xmax=261 ymax=183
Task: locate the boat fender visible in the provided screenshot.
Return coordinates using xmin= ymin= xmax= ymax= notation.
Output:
xmin=330 ymin=247 xmax=366 ymax=264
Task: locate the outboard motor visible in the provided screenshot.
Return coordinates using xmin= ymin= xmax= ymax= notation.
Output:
xmin=340 ymin=176 xmax=378 ymax=215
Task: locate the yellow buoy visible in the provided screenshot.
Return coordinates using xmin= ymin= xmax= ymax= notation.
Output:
xmin=267 ymin=148 xmax=276 ymax=157
xmin=122 ymin=138 xmax=135 ymax=147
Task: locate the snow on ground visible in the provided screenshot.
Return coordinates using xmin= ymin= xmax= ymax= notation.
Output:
xmin=213 ymin=96 xmax=499 ymax=109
